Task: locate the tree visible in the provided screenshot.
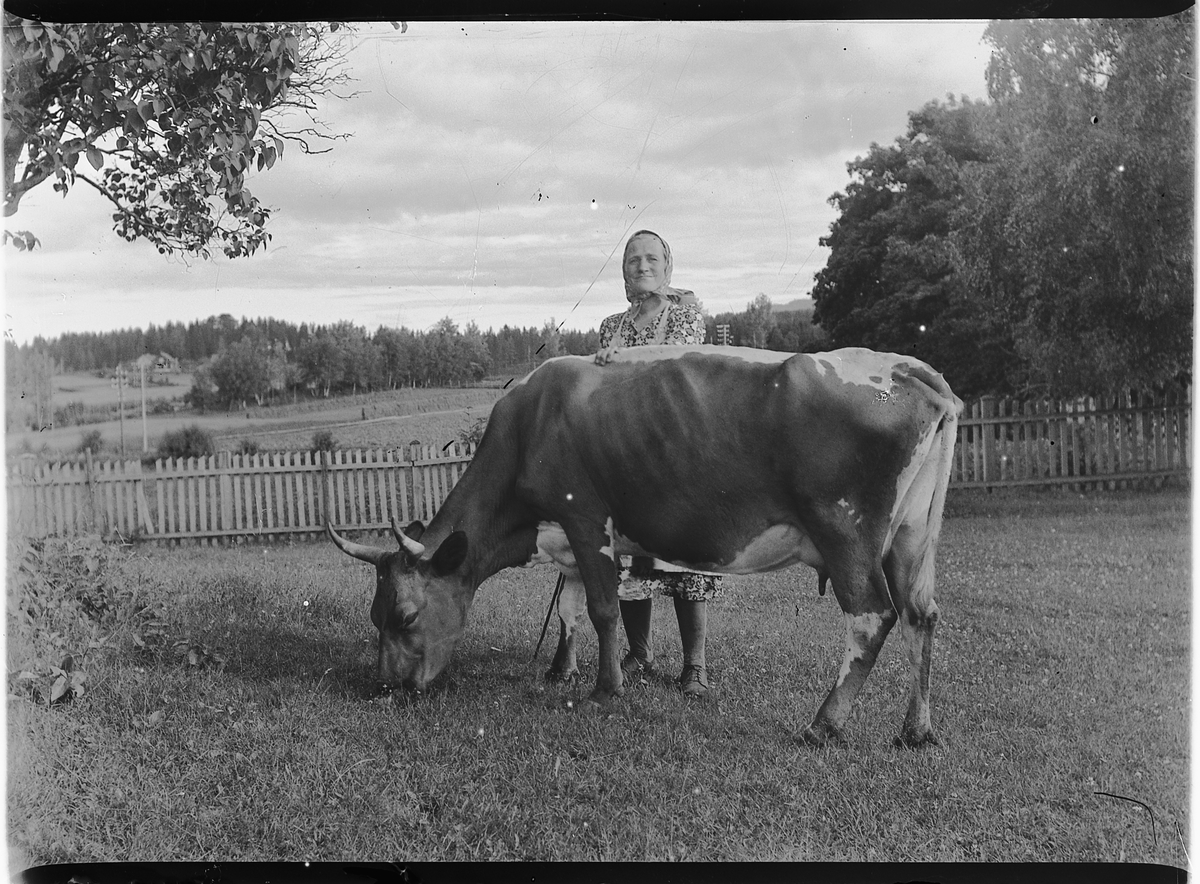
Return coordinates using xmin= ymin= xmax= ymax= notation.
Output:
xmin=461 ymin=321 xmax=492 ymax=381
xmin=766 ymin=308 xmax=826 ymax=353
xmin=4 ymin=342 xmax=54 ymax=430
xmin=538 ymin=318 xmax=564 ymax=360
xmin=811 ymin=96 xmax=1013 ymax=397
xmin=743 ymin=294 xmax=775 ymax=349
xmin=183 ymin=358 xmax=219 ymax=411
xmin=3 ymin=20 xmax=361 ymax=257
xmin=329 ymin=321 xmax=382 ymax=394
xmin=209 ymin=337 xmax=269 ymax=409
xmin=957 ymin=15 xmax=1193 ymax=395
xmin=296 ymin=331 xmax=344 ymax=397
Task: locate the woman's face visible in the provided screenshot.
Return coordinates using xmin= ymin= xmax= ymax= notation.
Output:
xmin=623 ymin=235 xmax=667 ymax=297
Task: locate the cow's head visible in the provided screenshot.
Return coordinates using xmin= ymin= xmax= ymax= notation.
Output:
xmin=328 ymin=519 xmax=470 ymax=692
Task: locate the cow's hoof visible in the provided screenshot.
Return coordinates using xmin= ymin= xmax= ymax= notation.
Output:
xmin=894 ymin=728 xmax=940 ymax=749
xmin=586 ymin=686 xmax=624 ymax=706
xmin=543 ymin=667 xmax=579 ymax=684
xmin=799 ymin=721 xmax=844 ymax=747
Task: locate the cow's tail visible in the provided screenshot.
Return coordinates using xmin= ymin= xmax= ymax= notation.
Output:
xmin=908 ymin=394 xmax=961 ymax=614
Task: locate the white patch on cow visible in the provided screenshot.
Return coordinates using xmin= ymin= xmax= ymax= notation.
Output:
xmin=595 ymin=523 xmax=824 ymax=576
xmin=533 ymin=522 xmax=575 ymax=570
xmin=556 ymin=572 xmax=587 ymax=636
xmin=900 ymin=616 xmax=924 ymax=697
xmin=604 ymin=344 xmax=792 ymax=366
xmin=510 ymin=354 xmax=588 ymax=388
xmin=810 ymin=348 xmax=901 ymax=393
xmin=719 ymin=524 xmax=825 ymax=574
xmin=599 ymin=517 xmax=616 ymax=561
xmin=835 ymin=612 xmax=884 ymax=687
xmin=884 ymin=422 xmax=941 ymax=552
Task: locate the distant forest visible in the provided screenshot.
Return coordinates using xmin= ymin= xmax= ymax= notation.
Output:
xmin=7 ymin=297 xmax=824 ymax=420
xmin=19 ymin=297 xmax=822 ymax=376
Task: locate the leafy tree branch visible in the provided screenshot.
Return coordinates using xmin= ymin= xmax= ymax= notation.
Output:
xmin=2 ymin=19 xmax=375 ymax=257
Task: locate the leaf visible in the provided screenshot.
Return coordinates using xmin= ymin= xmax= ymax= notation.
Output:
xmin=50 ymin=675 xmax=68 ymax=704
xmin=147 ymin=710 xmax=164 ymax=726
xmin=86 ymin=146 xmax=103 ymax=170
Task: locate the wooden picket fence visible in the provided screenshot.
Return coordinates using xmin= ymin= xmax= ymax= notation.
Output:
xmin=6 ymin=392 xmax=1190 ymax=543
xmin=952 ymin=390 xmax=1190 ymax=488
xmin=6 ymin=444 xmax=474 ymax=544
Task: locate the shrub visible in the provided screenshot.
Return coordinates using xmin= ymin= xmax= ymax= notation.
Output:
xmin=312 ymin=429 xmax=337 ymax=452
xmin=156 ymin=425 xmax=215 ymax=460
xmin=78 ymin=429 xmax=104 ymax=455
xmin=237 ymin=438 xmax=260 ymax=455
xmin=458 ymin=416 xmax=488 ymax=447
xmin=8 ymin=537 xmax=133 ymax=705
xmin=54 ymin=399 xmax=88 ymax=427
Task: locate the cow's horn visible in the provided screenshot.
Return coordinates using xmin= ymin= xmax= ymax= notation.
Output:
xmin=327 ymin=523 xmax=389 ymax=565
xmin=391 ymin=517 xmax=426 ymax=558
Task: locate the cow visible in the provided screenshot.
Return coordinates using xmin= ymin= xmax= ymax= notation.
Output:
xmin=328 ymin=344 xmax=962 ymax=746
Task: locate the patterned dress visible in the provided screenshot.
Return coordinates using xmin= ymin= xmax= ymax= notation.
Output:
xmin=598 ymin=298 xmax=723 ymax=603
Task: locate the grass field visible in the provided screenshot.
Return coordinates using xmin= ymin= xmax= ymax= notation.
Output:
xmin=8 ymin=383 xmax=502 ymax=460
xmin=6 ymin=488 xmax=1190 ymax=867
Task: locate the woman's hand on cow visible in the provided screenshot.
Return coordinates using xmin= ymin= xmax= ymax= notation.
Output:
xmin=595 ymin=346 xmax=622 ymax=365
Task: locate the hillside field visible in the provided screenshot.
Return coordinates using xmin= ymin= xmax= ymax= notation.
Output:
xmin=9 ymin=377 xmax=503 ymax=461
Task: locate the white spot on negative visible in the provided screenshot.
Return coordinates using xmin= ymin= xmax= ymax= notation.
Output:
xmin=837 ymin=498 xmax=850 ymax=508
xmin=566 ymin=493 xmax=573 ymax=501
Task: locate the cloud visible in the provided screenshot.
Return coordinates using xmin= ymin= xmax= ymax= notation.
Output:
xmin=5 ymin=20 xmax=989 ymax=345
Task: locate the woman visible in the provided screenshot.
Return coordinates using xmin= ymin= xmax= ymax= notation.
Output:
xmin=594 ymin=229 xmax=720 ymax=698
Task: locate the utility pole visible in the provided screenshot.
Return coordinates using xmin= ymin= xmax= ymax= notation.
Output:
xmin=112 ymin=365 xmax=127 ymax=458
xmin=138 ymin=356 xmax=149 ymax=452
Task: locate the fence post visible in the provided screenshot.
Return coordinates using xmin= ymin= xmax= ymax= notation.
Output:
xmin=133 ymin=459 xmax=153 ymax=536
xmin=84 ymin=447 xmax=98 ymax=534
xmin=219 ymin=450 xmax=233 ymax=532
xmin=320 ymin=449 xmax=331 ymax=527
xmin=980 ymin=395 xmax=996 ymax=486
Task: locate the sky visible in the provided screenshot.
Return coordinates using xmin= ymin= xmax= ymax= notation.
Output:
xmin=3 ymin=20 xmax=993 ymax=346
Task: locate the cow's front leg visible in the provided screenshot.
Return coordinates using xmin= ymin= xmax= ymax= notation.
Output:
xmin=562 ymin=521 xmax=624 ymax=704
xmin=545 ymin=569 xmax=586 ymax=682
xmin=802 ymin=558 xmax=896 ymax=746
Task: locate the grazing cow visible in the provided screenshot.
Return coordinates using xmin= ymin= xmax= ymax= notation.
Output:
xmin=329 ymin=345 xmax=961 ymax=746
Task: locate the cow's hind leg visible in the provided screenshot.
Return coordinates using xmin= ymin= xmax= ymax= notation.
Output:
xmin=545 ymin=571 xmax=586 ymax=682
xmin=802 ymin=555 xmax=896 ymax=746
xmin=561 ymin=520 xmax=624 ymax=704
xmin=885 ymin=526 xmax=941 ymax=747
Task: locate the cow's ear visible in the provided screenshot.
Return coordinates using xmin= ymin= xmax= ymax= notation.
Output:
xmin=430 ymin=531 xmax=469 ymax=576
xmin=405 ymin=520 xmax=426 ymax=542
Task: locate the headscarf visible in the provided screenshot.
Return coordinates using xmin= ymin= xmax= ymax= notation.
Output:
xmin=622 ymin=230 xmax=698 ymax=307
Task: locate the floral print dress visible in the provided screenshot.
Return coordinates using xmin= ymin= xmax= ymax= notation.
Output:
xmin=598 ymin=299 xmax=723 ymax=603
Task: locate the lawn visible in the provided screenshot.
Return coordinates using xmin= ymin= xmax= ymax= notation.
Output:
xmin=6 ymin=488 xmax=1190 ymax=867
